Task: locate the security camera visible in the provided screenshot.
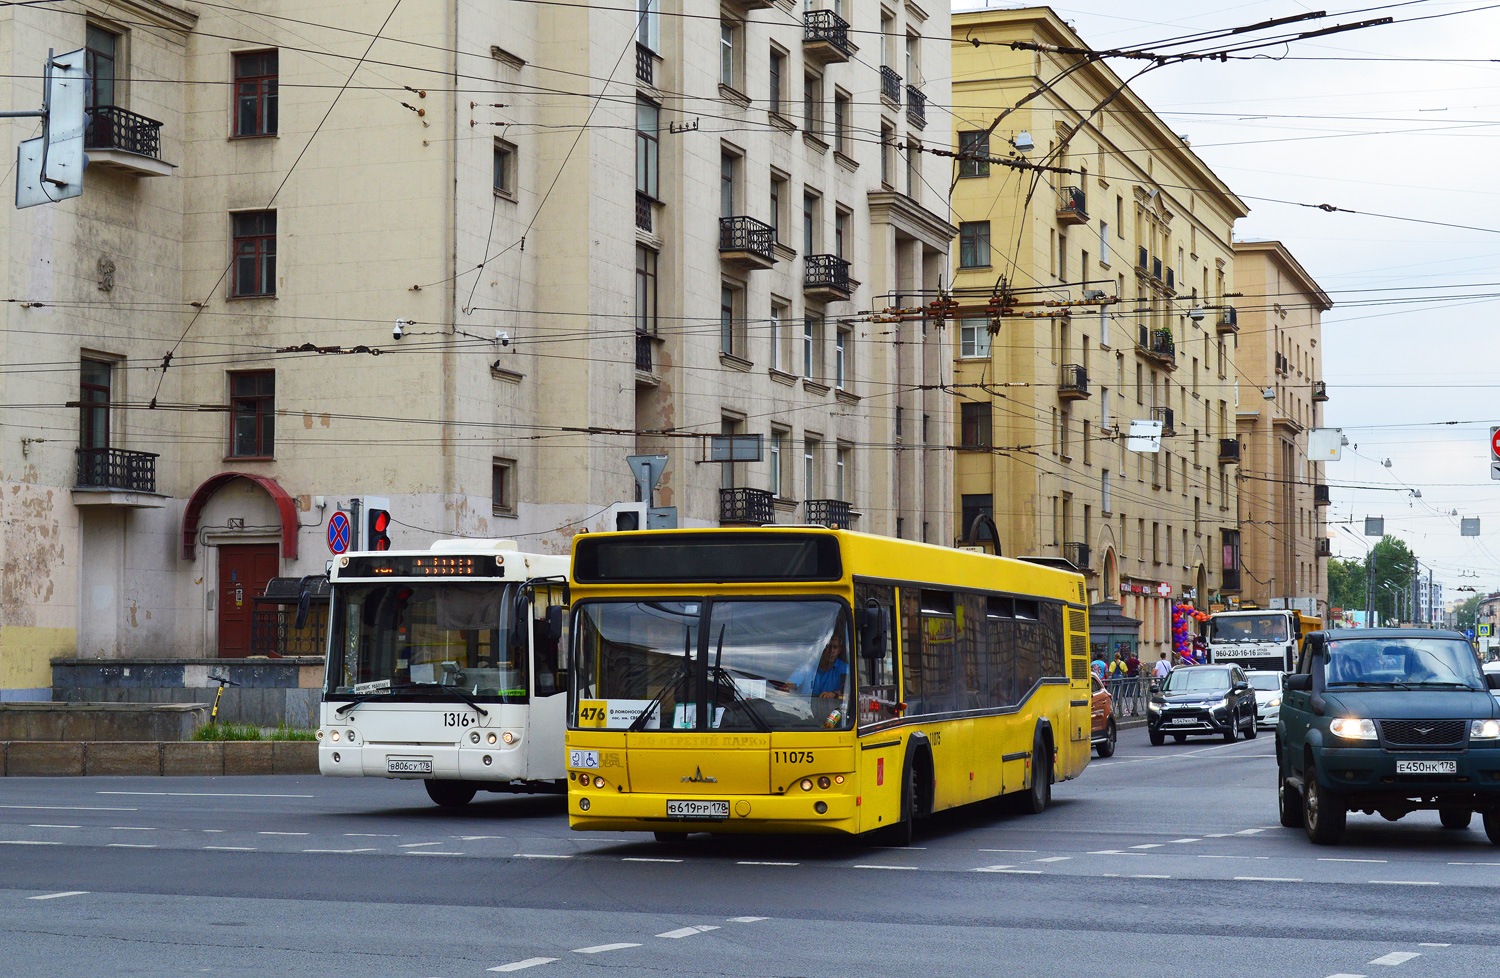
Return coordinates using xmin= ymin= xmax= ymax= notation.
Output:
xmin=497 ymin=330 xmax=510 ymax=347
xmin=393 ymin=318 xmax=412 ymax=340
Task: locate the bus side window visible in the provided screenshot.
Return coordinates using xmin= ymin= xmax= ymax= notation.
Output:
xmin=532 ymin=587 xmax=565 ymax=695
xmin=855 ymin=583 xmax=897 ymax=724
xmin=900 ymin=587 xmax=924 ymax=716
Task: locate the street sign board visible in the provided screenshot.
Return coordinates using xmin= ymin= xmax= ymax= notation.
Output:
xmin=16 ymin=48 xmax=87 ymax=209
xmin=1462 ymin=518 xmax=1481 ymax=537
xmin=1491 ymin=425 xmax=1500 ymax=460
xmin=1127 ymin=419 xmax=1163 ymax=453
xmin=1308 ymin=428 xmax=1343 ymax=461
xmin=1364 ymin=517 xmax=1384 ymax=537
xmin=327 ymin=511 xmax=351 ymax=555
xmin=1479 ymin=623 xmax=1492 ymax=638
xmin=1467 ymin=628 xmax=1476 ymax=641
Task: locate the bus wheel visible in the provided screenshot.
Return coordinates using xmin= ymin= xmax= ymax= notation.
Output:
xmin=425 ymin=779 xmax=476 ymax=808
xmin=879 ymin=761 xmax=919 ymax=846
xmin=1021 ymin=733 xmax=1051 ymax=815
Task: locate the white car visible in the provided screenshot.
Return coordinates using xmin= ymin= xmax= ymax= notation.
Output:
xmin=1485 ymin=660 xmax=1500 ymax=700
xmin=1245 ymin=670 xmax=1284 ymax=728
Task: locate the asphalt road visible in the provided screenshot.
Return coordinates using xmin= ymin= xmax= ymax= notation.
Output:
xmin=3 ymin=726 xmax=1498 ymax=977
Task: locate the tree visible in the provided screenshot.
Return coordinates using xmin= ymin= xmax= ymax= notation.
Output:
xmin=1367 ymin=535 xmax=1417 ymax=625
xmin=1454 ymin=594 xmax=1481 ymax=633
xmin=1327 ymin=557 xmax=1364 ymax=613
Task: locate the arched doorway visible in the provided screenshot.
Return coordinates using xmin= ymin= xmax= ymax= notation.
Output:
xmin=1101 ymin=547 xmax=1120 ymax=603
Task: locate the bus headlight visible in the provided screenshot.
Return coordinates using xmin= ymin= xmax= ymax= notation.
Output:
xmin=470 ymin=732 xmax=481 ymax=744
xmin=316 ymin=729 xmax=324 ymax=741
xmin=487 ymin=732 xmax=498 ymax=745
xmin=330 ymin=730 xmax=340 ymax=742
xmin=593 ymin=776 xmax=605 ymax=789
xmin=346 ymin=729 xmax=356 ymax=742
xmin=579 ymin=797 xmax=591 ymax=811
xmin=800 ymin=779 xmax=813 ymax=792
xmin=503 ymin=731 xmax=516 ymax=745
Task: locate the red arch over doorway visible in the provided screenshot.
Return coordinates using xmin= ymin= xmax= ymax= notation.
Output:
xmin=181 ymin=472 xmax=299 ymax=561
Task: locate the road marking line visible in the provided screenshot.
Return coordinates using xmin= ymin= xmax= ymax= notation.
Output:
xmin=1087 ymin=850 xmax=1128 ymax=855
xmin=0 ymin=806 xmax=135 ymax=812
xmin=871 ymin=846 xmax=927 ymax=850
xmin=27 ymin=891 xmax=88 ymax=901
xmin=303 ymin=848 xmax=380 ymax=854
xmin=513 ymin=853 xmax=572 ymax=859
xmin=726 ymin=916 xmax=767 ymax=922
xmin=738 ymin=861 xmax=798 ymax=866
xmin=987 ymin=868 xmax=1042 ymax=874
xmin=1233 ymin=876 xmax=1301 ymax=882
xmin=1418 ymin=943 xmax=1450 ymax=947
xmin=1318 ymin=858 xmax=1387 ymax=863
xmin=398 ymin=842 xmax=445 ymax=848
xmin=408 ymin=852 xmax=465 ymax=857
xmin=1323 ymin=974 xmax=1366 ymax=978
xmin=1203 ymin=833 xmax=1232 ymax=838
xmin=106 ymin=843 xmax=156 ymax=849
xmin=1099 ymin=873 xmax=1120 ymax=877
xmin=0 ymin=841 xmax=59 ymax=846
xmin=203 ymin=846 xmax=256 ymax=851
xmin=1235 ymin=828 xmax=1267 ymax=835
xmin=487 ymin=958 xmax=558 ymax=972
xmin=258 ymin=831 xmax=309 ymax=836
xmin=1369 ymin=952 xmax=1420 ymax=966
xmin=202 ymin=830 xmax=225 ymax=834
xmin=1448 ymin=861 xmax=1500 ymax=866
xmin=1034 ymin=856 xmax=1071 ymax=863
xmin=1169 ymin=838 xmax=1200 ymax=843
xmin=973 ymin=865 xmax=1014 ymax=872
xmin=459 ymin=835 xmax=510 ymax=841
xmin=657 ymin=925 xmax=720 ymax=939
xmin=346 ymin=833 xmax=400 ymax=838
xmin=572 ymin=944 xmax=641 ymax=954
xmin=1197 ymin=854 xmax=1268 ymax=860
xmin=109 ymin=827 xmax=155 ymax=831
xmin=979 ymin=848 xmax=1036 ymax=853
xmin=1369 ymin=881 xmax=1439 ymax=886
xmin=27 ymin=824 xmax=81 ymax=829
xmin=853 ymin=864 xmax=917 ymax=870
xmin=1132 ymin=874 xmax=1170 ymax=879
xmin=1129 ymin=844 xmax=1163 ymax=849
xmin=97 ymin=791 xmax=314 ymax=798
xmin=622 ymin=857 xmax=682 ymax=863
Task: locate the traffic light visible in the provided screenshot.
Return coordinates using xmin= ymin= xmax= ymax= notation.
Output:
xmin=604 ymin=502 xmax=647 ymax=531
xmin=367 ymin=507 xmax=392 ymax=550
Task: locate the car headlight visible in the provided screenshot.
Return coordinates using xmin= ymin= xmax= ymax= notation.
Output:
xmin=1470 ymin=719 xmax=1500 ymax=740
xmin=1267 ymin=696 xmax=1281 ymax=709
xmin=1147 ymin=700 xmax=1162 ymax=712
xmin=1329 ymin=717 xmax=1377 ymax=741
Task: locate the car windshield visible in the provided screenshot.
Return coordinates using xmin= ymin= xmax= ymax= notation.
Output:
xmin=571 ymin=599 xmax=852 ymax=731
xmin=1325 ymin=638 xmax=1485 ymax=689
xmin=1246 ymin=672 xmax=1282 ymax=692
xmin=1209 ymin=615 xmax=1288 ymax=644
xmin=326 ymin=582 xmax=528 ymax=702
xmin=1162 ymin=668 xmax=1231 ymax=693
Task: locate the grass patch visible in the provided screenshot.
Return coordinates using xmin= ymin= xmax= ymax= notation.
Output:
xmin=193 ymin=722 xmax=263 ymax=741
xmin=269 ymin=724 xmax=317 ymax=741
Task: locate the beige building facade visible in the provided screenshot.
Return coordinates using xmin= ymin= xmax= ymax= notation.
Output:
xmin=1232 ymin=240 xmax=1332 ymax=616
xmin=949 ymin=7 xmax=1249 ymax=661
xmin=0 ymin=0 xmax=955 ymax=696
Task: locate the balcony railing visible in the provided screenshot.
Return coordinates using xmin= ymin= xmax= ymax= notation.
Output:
xmin=635 ymin=43 xmax=653 ymax=85
xmin=1058 ymin=363 xmax=1089 ymax=400
xmin=1217 ymin=307 xmax=1238 ymax=333
xmin=1063 ymin=541 xmax=1091 ymax=571
xmin=75 ymin=447 xmax=158 ymax=493
xmin=905 ymin=85 xmax=926 ymax=128
xmin=1136 ymin=246 xmax=1149 ymax=273
xmin=86 ymin=105 xmax=163 ymax=159
xmin=1138 ymin=325 xmax=1176 ymax=365
xmin=1314 ymin=483 xmax=1330 ymax=506
xmin=1056 ymin=186 xmax=1087 ymax=224
xmin=803 ymin=9 xmax=854 ymax=63
xmin=1150 ymin=406 xmax=1175 ymax=435
xmin=635 ymin=190 xmax=653 ymax=232
xmin=1221 ymin=568 xmax=1241 ymax=592
xmin=1316 ymin=538 xmax=1332 ymax=557
xmin=804 ymin=254 xmax=851 ymax=300
xmin=719 ymin=215 xmax=776 ymax=269
xmin=1218 ymin=438 xmax=1240 ymax=464
xmin=805 ymin=498 xmax=852 ymax=529
xmin=879 ymin=66 xmax=902 ymax=104
xmin=1151 ymin=256 xmax=1163 ymax=281
xmin=635 ymin=332 xmax=654 ymax=372
xmin=1312 ymin=379 xmax=1328 ymax=401
xmin=720 ymin=487 xmax=775 ymax=525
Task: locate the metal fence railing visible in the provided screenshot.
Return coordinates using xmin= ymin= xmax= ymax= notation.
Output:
xmin=1104 ymin=676 xmax=1153 ymax=717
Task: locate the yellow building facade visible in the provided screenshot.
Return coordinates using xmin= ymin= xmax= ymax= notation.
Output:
xmin=950 ymin=7 xmax=1249 ymax=661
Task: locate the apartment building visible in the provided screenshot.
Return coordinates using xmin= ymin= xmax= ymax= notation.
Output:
xmin=949 ymin=7 xmax=1249 ymax=660
xmin=1231 ymin=240 xmax=1333 ymax=615
xmin=0 ymin=0 xmax=954 ymax=695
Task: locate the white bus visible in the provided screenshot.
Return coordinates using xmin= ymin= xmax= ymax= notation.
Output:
xmin=318 ymin=540 xmax=569 ymax=808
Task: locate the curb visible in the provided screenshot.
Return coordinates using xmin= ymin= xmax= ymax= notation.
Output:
xmin=1 ymin=740 xmax=318 ymax=777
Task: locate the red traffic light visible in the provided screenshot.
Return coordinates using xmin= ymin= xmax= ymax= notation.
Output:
xmin=368 ymin=508 xmax=392 ymax=551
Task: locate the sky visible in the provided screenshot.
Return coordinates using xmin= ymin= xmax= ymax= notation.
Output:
xmin=958 ymin=0 xmax=1500 ymax=601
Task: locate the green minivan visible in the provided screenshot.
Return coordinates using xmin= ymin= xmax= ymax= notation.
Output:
xmin=1276 ymin=628 xmax=1500 ymax=845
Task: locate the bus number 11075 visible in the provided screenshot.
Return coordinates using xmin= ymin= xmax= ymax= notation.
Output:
xmin=773 ymin=751 xmax=815 ymax=764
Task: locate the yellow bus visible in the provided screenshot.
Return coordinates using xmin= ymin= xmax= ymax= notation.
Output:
xmin=563 ymin=528 xmax=1092 ymax=844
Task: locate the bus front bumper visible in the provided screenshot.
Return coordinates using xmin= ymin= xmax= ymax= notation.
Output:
xmin=319 ymin=742 xmax=526 ymax=782
xmin=566 ymin=788 xmax=861 ymax=835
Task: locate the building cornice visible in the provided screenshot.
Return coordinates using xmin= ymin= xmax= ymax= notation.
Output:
xmin=866 ymin=191 xmax=958 ymax=250
xmin=1233 ymin=239 xmax=1333 ymax=311
xmin=100 ymin=0 xmax=198 ymax=33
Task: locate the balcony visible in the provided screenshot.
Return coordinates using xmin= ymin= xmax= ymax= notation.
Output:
xmin=635 ymin=43 xmax=654 ymax=85
xmin=1150 ymin=406 xmax=1175 ymax=436
xmin=1314 ymin=483 xmax=1330 ymax=506
xmin=1136 ymin=246 xmax=1149 ymax=275
xmin=724 ymin=0 xmax=775 ymax=10
xmin=1056 ymin=186 xmax=1088 ymax=225
xmin=1221 ymin=567 xmax=1242 ymax=592
xmin=635 ymin=332 xmax=654 ymax=372
xmin=85 ymin=105 xmax=172 ymax=177
xmin=635 ymin=191 xmax=654 ymax=232
xmin=1058 ymin=363 xmax=1089 ymax=400
xmin=719 ymin=216 xmax=776 ymax=271
xmin=879 ymin=66 xmax=902 ymax=105
xmin=804 ymin=254 xmax=851 ymax=302
xmin=1063 ymin=541 xmax=1091 ymax=571
xmin=905 ymin=85 xmax=926 ymax=129
xmin=1217 ymin=307 xmax=1238 ymax=333
xmin=1137 ymin=325 xmax=1176 ymax=367
xmin=1151 ymin=256 xmax=1163 ymax=281
xmin=803 ymin=9 xmax=854 ymax=64
xmin=72 ymin=447 xmax=164 ymax=508
xmin=720 ymin=487 xmax=775 ymax=526
xmin=1312 ymin=380 xmax=1328 ymax=401
xmin=805 ymin=498 xmax=853 ymax=529
xmin=1316 ymin=538 xmax=1332 ymax=558
xmin=1218 ymin=438 xmax=1240 ymax=464
xmin=1275 ymin=351 xmax=1289 ymax=376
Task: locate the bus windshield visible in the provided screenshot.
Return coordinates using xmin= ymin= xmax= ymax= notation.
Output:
xmin=326 ymin=582 xmax=528 ymax=702
xmin=1209 ymin=615 xmax=1288 ymax=644
xmin=572 ymin=599 xmax=853 ymax=731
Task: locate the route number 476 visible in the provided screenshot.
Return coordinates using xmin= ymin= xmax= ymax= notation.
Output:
xmin=578 ymin=705 xmax=606 ymax=723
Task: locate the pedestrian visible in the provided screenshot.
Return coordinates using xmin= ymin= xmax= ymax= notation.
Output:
xmin=1107 ymin=651 xmax=1127 ymax=704
xmin=1124 ymin=649 xmax=1141 ymax=714
xmin=1152 ymin=652 xmax=1171 ymax=679
xmin=1091 ymin=654 xmax=1107 ymax=682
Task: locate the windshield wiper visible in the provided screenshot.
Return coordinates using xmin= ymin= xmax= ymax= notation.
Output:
xmin=1409 ymin=681 xmax=1478 ymax=689
xmin=334 ymin=682 xmax=490 ymax=718
xmin=710 ymin=665 xmax=770 ymax=732
xmin=629 ymin=627 xmax=695 ymax=731
xmin=1326 ymin=680 xmax=1413 ymax=689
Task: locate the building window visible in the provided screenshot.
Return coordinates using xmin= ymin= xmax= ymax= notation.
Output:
xmin=834 ymin=324 xmax=850 ymax=389
xmin=957 ymin=130 xmax=989 ymax=178
xmin=85 ymin=24 xmax=119 ymax=111
xmin=835 ymin=443 xmax=851 ymax=500
xmin=960 ymin=494 xmax=993 ymax=543
xmin=769 ymin=46 xmax=786 ymax=115
xmin=636 ymin=98 xmax=659 ymax=199
xmin=492 ymin=458 xmax=517 ymax=516
xmin=959 ymin=318 xmax=991 ymax=358
xmin=960 ymin=402 xmax=992 ymax=449
xmin=1102 ymin=469 xmax=1112 ymax=514
xmin=636 ymin=0 xmax=660 ymax=51
xmin=720 ymin=284 xmax=746 ymax=358
xmin=802 ymin=192 xmax=819 ymax=253
xmin=804 ymin=437 xmax=821 ymax=497
xmin=803 ymin=314 xmax=822 ymax=380
xmin=958 ymin=221 xmax=990 ymax=268
xmin=720 ymin=151 xmax=736 ymax=217
xmin=1099 ymin=220 xmax=1109 ymax=264
xmin=834 ymin=207 xmax=849 ymax=260
xmin=770 ymin=427 xmax=789 ymax=496
xmin=769 ymin=173 xmax=786 ymax=241
xmin=229 ymin=371 xmax=275 ymax=458
xmin=80 ymin=358 xmax=112 ymax=450
xmin=635 ymin=245 xmax=658 ymax=335
xmin=770 ymin=300 xmax=787 ymax=370
xmin=905 ymin=137 xmax=920 ymax=199
xmin=833 ymin=89 xmax=851 ymax=155
xmin=231 ymin=211 xmax=276 ymax=297
xmin=720 ymin=19 xmax=739 ymax=89
xmin=233 ymin=50 xmax=278 ymax=137
xmin=493 ymin=139 xmax=516 ymax=198
xmin=803 ymin=70 xmax=824 ymax=137
xmin=880 ymin=123 xmax=896 ymax=187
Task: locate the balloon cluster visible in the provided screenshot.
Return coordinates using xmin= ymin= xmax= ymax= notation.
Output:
xmin=1172 ymin=603 xmax=1210 ymax=662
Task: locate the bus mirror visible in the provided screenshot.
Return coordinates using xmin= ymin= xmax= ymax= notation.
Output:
xmin=857 ymin=603 xmax=888 ymax=660
xmin=546 ymin=605 xmax=564 ymax=644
